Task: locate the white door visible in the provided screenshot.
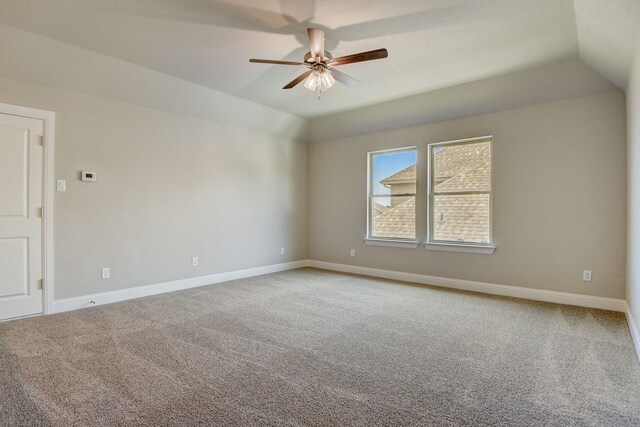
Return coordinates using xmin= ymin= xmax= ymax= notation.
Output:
xmin=0 ymin=113 xmax=44 ymax=320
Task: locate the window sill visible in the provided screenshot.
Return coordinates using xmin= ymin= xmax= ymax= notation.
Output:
xmin=424 ymin=242 xmax=496 ymax=254
xmin=365 ymin=238 xmax=420 ymax=249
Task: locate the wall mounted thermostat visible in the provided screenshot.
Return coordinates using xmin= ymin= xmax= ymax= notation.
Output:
xmin=81 ymin=171 xmax=97 ymax=182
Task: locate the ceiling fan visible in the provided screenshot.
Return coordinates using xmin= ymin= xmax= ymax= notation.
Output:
xmin=249 ymin=28 xmax=388 ymax=99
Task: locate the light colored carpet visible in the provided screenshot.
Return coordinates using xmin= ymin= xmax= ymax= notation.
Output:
xmin=1 ymin=268 xmax=639 ymax=426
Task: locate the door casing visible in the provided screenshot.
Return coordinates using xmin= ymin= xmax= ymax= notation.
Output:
xmin=0 ymin=102 xmax=55 ymax=315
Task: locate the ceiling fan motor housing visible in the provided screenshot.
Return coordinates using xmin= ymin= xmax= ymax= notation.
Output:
xmin=304 ymin=51 xmax=333 ymax=63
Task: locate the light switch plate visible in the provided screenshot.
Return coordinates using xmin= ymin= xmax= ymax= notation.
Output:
xmin=56 ymin=179 xmax=66 ymax=191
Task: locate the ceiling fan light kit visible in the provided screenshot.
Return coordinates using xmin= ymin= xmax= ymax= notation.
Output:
xmin=249 ymin=28 xmax=388 ymax=100
xmin=304 ymin=66 xmax=336 ymax=99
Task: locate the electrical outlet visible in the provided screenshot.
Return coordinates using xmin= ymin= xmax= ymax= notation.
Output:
xmin=583 ymin=270 xmax=592 ymax=282
xmin=192 ymin=257 xmax=198 ymax=267
xmin=280 ymin=247 xmax=285 ymax=255
xmin=350 ymin=249 xmax=355 ymax=257
xmin=101 ymin=267 xmax=110 ymax=279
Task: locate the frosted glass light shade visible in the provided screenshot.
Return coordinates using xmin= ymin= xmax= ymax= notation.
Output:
xmin=304 ymin=70 xmax=321 ymax=91
xmin=304 ymin=69 xmax=335 ymax=92
xmin=320 ymin=71 xmax=335 ymax=89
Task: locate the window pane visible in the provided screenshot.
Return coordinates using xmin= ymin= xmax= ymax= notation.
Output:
xmin=372 ymin=150 xmax=416 ymax=196
xmin=432 ymin=141 xmax=491 ymax=193
xmin=371 ymin=195 xmax=415 ymax=239
xmin=432 ymin=194 xmax=490 ymax=244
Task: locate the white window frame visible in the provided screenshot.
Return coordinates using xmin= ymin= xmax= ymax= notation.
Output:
xmin=426 ymin=136 xmax=495 ymax=255
xmin=365 ymin=146 xmax=419 ymax=248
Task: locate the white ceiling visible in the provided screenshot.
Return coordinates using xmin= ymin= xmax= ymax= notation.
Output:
xmin=0 ymin=0 xmax=635 ymax=118
xmin=573 ymin=0 xmax=640 ymax=89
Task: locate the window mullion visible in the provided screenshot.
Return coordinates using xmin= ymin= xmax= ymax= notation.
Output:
xmin=371 ymin=193 xmax=416 ymax=198
xmin=432 ymin=191 xmax=491 ymax=196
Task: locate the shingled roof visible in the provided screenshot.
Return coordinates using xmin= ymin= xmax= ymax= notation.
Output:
xmin=371 ymin=198 xmax=416 ymax=238
xmin=372 ymin=141 xmax=491 ymax=243
xmin=380 ymin=164 xmax=416 ymax=184
xmin=434 ymin=142 xmax=490 ymax=181
xmin=432 ymin=194 xmax=490 ymax=243
xmin=435 ymin=161 xmax=491 ymax=193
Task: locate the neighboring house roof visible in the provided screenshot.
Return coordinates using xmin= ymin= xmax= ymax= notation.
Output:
xmin=373 ymin=202 xmax=390 ymax=217
xmin=372 ymin=198 xmax=415 ymax=239
xmin=380 ymin=164 xmax=416 ymax=185
xmin=373 ymin=142 xmax=491 ymax=243
xmin=432 ymin=194 xmax=490 ymax=243
xmin=434 ymin=161 xmax=491 ymax=193
xmin=434 ymin=143 xmax=490 ymax=181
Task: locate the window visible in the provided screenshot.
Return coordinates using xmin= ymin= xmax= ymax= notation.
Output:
xmin=427 ymin=137 xmax=493 ymax=249
xmin=367 ymin=147 xmax=417 ymax=245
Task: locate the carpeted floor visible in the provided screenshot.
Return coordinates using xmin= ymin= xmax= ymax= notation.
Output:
xmin=1 ymin=268 xmax=639 ymax=426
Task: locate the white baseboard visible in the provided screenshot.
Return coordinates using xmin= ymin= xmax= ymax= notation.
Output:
xmin=54 ymin=257 xmax=626 ymax=315
xmin=53 ymin=260 xmax=309 ymax=313
xmin=308 ymin=260 xmax=627 ymax=312
xmin=626 ymin=304 xmax=640 ymax=363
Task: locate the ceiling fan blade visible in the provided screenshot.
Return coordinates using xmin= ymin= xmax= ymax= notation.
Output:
xmin=307 ymin=28 xmax=325 ymax=62
xmin=250 ymin=59 xmax=307 ymax=66
xmin=329 ymin=68 xmax=358 ymax=87
xmin=283 ymin=70 xmax=312 ymax=89
xmin=328 ymin=48 xmax=388 ymax=66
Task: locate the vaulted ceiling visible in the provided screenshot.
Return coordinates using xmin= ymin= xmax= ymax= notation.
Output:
xmin=0 ymin=0 xmax=637 ymax=118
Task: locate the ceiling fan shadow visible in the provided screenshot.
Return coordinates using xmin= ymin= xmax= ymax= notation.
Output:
xmin=106 ymin=1 xmax=486 ymax=51
xmin=108 ymin=0 xmax=296 ymax=34
xmin=332 ymin=3 xmax=491 ymax=42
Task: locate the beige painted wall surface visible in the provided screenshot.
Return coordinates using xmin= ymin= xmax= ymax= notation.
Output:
xmin=0 ymin=77 xmax=307 ymax=300
xmin=308 ymin=92 xmax=627 ymax=299
xmin=627 ymin=47 xmax=640 ymax=329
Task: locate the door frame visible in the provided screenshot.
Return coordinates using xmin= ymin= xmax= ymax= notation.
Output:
xmin=0 ymin=102 xmax=55 ymax=315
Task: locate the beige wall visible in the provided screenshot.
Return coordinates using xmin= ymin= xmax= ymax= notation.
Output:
xmin=0 ymin=24 xmax=309 ymax=301
xmin=628 ymin=46 xmax=640 ymax=330
xmin=0 ymin=77 xmax=308 ymax=300
xmin=308 ymin=92 xmax=627 ymax=299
